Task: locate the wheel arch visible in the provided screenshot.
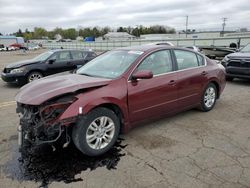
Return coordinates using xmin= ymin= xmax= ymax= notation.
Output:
xmin=209 ymin=80 xmax=220 ymax=99
xmin=87 ymin=103 xmax=127 ymax=134
xmin=26 ymin=69 xmax=44 ymax=77
xmin=59 ymin=97 xmax=130 ymax=133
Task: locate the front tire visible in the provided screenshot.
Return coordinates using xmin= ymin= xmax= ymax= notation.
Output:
xmin=27 ymin=71 xmax=43 ymax=83
xmin=72 ymin=107 xmax=120 ymax=156
xmin=200 ymin=83 xmax=217 ymax=112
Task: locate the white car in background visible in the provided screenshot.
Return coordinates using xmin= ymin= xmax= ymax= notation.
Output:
xmin=0 ymin=44 xmax=7 ymax=51
xmin=7 ymin=46 xmax=16 ymax=51
xmin=27 ymin=44 xmax=40 ymax=50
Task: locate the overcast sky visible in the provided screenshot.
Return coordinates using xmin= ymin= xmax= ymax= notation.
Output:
xmin=1 ymin=0 xmax=250 ymax=34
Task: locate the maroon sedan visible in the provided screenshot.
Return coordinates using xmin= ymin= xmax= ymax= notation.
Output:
xmin=16 ymin=45 xmax=226 ymax=156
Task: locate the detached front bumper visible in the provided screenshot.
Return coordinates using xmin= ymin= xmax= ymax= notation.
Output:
xmin=16 ymin=98 xmax=77 ymax=148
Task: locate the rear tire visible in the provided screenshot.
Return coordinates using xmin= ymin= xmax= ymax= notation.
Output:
xmin=72 ymin=107 xmax=120 ymax=156
xmin=200 ymin=83 xmax=217 ymax=112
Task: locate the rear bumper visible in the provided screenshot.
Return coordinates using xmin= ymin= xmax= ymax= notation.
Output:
xmin=1 ymin=72 xmax=27 ymax=83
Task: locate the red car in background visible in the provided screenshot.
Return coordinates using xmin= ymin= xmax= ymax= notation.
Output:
xmin=15 ymin=45 xmax=226 ymax=156
xmin=10 ymin=43 xmax=28 ymax=50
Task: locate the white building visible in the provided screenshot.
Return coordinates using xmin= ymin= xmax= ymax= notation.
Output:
xmin=54 ymin=34 xmax=62 ymax=40
xmin=0 ymin=36 xmax=24 ymax=46
xmin=76 ymin=36 xmax=83 ymax=41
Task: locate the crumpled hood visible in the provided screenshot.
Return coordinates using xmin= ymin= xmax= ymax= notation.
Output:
xmin=6 ymin=59 xmax=40 ymax=68
xmin=227 ymin=52 xmax=250 ymax=59
xmin=15 ymin=74 xmax=111 ymax=105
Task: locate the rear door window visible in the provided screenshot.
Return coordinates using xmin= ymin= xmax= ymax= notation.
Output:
xmin=71 ymin=51 xmax=84 ymax=60
xmin=58 ymin=51 xmax=71 ymax=62
xmin=174 ymin=50 xmax=199 ymax=70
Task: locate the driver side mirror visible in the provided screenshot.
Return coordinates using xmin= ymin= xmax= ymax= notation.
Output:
xmin=48 ymin=58 xmax=56 ymax=64
xmin=132 ymin=70 xmax=153 ymax=80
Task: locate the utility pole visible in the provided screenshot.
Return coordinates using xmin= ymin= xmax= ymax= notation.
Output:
xmin=185 ymin=15 xmax=188 ymax=38
xmin=136 ymin=25 xmax=140 ymax=38
xmin=221 ymin=17 xmax=227 ymax=37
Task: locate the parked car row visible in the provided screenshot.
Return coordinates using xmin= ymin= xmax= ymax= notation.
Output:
xmin=11 ymin=44 xmax=227 ymax=157
xmin=0 ymin=44 xmax=17 ymax=51
xmin=0 ymin=43 xmax=41 ymax=52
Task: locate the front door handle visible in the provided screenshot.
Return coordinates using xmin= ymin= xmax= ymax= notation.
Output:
xmin=201 ymin=71 xmax=207 ymax=76
xmin=168 ymin=80 xmax=176 ymax=85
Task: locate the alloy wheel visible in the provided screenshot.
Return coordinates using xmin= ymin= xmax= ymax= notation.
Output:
xmin=86 ymin=116 xmax=115 ymax=150
xmin=204 ymin=87 xmax=216 ymax=108
xmin=28 ymin=73 xmax=42 ymax=82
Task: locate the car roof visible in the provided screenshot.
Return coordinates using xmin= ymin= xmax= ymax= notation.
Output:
xmin=49 ymin=49 xmax=93 ymax=53
xmin=116 ymin=45 xmax=174 ymax=52
xmin=116 ymin=45 xmax=196 ymax=53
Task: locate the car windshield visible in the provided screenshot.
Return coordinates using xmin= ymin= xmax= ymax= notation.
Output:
xmin=240 ymin=44 xmax=250 ymax=52
xmin=33 ymin=51 xmax=53 ymax=61
xmin=76 ymin=50 xmax=142 ymax=79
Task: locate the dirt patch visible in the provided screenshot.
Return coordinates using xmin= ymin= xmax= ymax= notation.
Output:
xmin=137 ymin=135 xmax=177 ymax=150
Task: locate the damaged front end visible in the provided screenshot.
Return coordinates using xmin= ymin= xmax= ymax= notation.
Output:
xmin=17 ymin=95 xmax=77 ymax=150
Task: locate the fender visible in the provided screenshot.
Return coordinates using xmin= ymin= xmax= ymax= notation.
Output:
xmin=58 ymin=77 xmax=130 ymax=130
xmin=59 ymin=96 xmax=131 ymax=132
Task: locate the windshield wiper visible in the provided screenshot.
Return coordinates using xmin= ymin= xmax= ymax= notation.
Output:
xmin=78 ymin=73 xmax=94 ymax=77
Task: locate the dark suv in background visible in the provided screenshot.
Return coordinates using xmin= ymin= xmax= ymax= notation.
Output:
xmin=221 ymin=43 xmax=250 ymax=81
xmin=1 ymin=49 xmax=97 ymax=84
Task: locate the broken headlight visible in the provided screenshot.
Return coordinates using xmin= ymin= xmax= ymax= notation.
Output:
xmin=40 ymin=95 xmax=77 ymax=124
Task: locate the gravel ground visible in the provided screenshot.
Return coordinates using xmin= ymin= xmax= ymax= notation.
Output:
xmin=0 ymin=50 xmax=250 ymax=188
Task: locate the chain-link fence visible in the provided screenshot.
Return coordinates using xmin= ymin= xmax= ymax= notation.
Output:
xmin=42 ymin=36 xmax=250 ymax=51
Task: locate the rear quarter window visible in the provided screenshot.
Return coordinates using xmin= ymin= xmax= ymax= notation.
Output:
xmin=197 ymin=54 xmax=205 ymax=66
xmin=87 ymin=52 xmax=97 ymax=58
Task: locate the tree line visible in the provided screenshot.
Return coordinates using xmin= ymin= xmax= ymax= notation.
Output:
xmin=12 ymin=25 xmax=176 ymax=40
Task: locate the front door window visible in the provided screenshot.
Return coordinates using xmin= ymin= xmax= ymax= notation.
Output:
xmin=137 ymin=50 xmax=173 ymax=75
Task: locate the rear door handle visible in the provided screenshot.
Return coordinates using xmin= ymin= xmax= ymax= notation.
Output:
xmin=168 ymin=80 xmax=176 ymax=85
xmin=201 ymin=71 xmax=207 ymax=76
